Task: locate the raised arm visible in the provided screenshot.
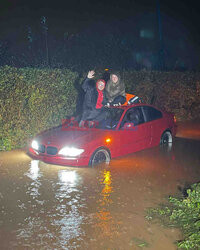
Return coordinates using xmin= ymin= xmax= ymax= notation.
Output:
xmin=82 ymin=70 xmax=95 ymax=92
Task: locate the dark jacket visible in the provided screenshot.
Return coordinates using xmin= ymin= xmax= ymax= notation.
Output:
xmin=82 ymin=78 xmax=97 ymax=111
xmin=81 ymin=78 xmax=107 ymax=121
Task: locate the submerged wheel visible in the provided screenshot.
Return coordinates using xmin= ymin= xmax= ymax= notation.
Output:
xmin=160 ymin=130 xmax=173 ymax=152
xmin=160 ymin=131 xmax=173 ymax=144
xmin=89 ymin=148 xmax=111 ymax=167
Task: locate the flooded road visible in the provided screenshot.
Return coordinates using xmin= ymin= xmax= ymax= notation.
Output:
xmin=0 ymin=122 xmax=200 ymax=250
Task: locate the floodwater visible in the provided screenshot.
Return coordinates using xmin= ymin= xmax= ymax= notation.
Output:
xmin=0 ymin=122 xmax=200 ymax=250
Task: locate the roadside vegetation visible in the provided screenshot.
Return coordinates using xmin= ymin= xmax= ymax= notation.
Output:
xmin=146 ymin=183 xmax=200 ymax=249
xmin=0 ymin=65 xmax=200 ymax=150
xmin=0 ymin=66 xmax=78 ymax=150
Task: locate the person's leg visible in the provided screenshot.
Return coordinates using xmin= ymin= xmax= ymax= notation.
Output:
xmin=79 ymin=109 xmax=92 ymax=127
xmin=86 ymin=109 xmax=99 ymax=120
xmin=81 ymin=109 xmax=91 ymax=121
xmin=95 ymin=108 xmax=107 ymax=122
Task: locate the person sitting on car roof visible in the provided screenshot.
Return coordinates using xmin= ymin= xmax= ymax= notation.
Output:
xmin=80 ymin=70 xmax=107 ymax=125
xmin=105 ymin=71 xmax=126 ymax=106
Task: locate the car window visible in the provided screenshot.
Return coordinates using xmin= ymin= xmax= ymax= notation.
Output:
xmin=97 ymin=107 xmax=124 ymax=130
xmin=142 ymin=106 xmax=162 ymax=122
xmin=120 ymin=107 xmax=145 ymax=128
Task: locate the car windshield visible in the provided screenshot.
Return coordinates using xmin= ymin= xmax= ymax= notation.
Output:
xmin=62 ymin=108 xmax=124 ymax=130
xmin=97 ymin=107 xmax=124 ymax=130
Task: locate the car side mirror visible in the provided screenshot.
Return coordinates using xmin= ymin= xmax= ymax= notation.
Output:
xmin=121 ymin=122 xmax=135 ymax=130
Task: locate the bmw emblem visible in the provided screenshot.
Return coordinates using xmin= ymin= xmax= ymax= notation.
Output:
xmin=47 ymin=141 xmax=51 ymax=145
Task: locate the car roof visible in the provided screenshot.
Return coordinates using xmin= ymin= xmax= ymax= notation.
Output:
xmin=109 ymin=103 xmax=159 ymax=111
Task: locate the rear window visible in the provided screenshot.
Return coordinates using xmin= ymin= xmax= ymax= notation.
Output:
xmin=142 ymin=106 xmax=162 ymax=122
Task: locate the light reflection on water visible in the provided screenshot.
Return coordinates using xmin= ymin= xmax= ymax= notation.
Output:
xmin=24 ymin=160 xmax=43 ymax=202
xmin=53 ymin=169 xmax=84 ymax=248
xmin=16 ymin=163 xmax=86 ymax=249
xmin=58 ymin=170 xmax=77 ymax=185
xmin=25 ymin=160 xmax=40 ymax=181
xmin=95 ymin=169 xmax=118 ymax=239
xmin=15 ymin=160 xmax=45 ymax=248
xmin=100 ymin=170 xmax=113 ymax=206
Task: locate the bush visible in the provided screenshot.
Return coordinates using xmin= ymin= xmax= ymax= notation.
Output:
xmin=0 ymin=66 xmax=79 ymax=150
xmin=123 ymin=70 xmax=200 ymax=121
xmin=146 ymin=183 xmax=200 ymax=249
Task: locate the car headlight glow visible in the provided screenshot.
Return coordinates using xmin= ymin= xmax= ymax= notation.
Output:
xmin=31 ymin=140 xmax=39 ymax=151
xmin=58 ymin=147 xmax=84 ymax=157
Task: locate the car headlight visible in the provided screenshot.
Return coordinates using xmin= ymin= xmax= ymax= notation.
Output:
xmin=58 ymin=147 xmax=84 ymax=157
xmin=31 ymin=140 xmax=39 ymax=151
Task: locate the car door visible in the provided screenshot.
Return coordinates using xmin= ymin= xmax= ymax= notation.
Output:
xmin=142 ymin=106 xmax=165 ymax=146
xmin=117 ymin=106 xmax=150 ymax=156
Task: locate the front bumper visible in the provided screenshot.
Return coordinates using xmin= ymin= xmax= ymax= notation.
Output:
xmin=28 ymin=147 xmax=89 ymax=166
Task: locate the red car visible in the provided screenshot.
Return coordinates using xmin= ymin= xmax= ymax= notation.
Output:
xmin=28 ymin=103 xmax=177 ymax=167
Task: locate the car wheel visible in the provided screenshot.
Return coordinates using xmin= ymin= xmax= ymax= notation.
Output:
xmin=160 ymin=130 xmax=172 ymax=144
xmin=89 ymin=148 xmax=111 ymax=167
xmin=160 ymin=130 xmax=173 ymax=152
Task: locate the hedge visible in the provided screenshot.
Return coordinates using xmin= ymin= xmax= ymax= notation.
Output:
xmin=123 ymin=70 xmax=200 ymax=121
xmin=0 ymin=66 xmax=79 ymax=150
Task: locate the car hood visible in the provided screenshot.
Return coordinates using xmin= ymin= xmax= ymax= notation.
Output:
xmin=35 ymin=125 xmax=108 ymax=148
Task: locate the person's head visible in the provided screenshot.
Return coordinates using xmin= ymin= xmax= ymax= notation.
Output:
xmin=96 ymin=79 xmax=106 ymax=91
xmin=111 ymin=74 xmax=119 ymax=83
xmin=109 ymin=71 xmax=121 ymax=84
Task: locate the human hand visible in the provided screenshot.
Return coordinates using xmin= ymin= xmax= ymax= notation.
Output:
xmin=105 ymin=103 xmax=110 ymax=108
xmin=87 ymin=70 xmax=95 ymax=79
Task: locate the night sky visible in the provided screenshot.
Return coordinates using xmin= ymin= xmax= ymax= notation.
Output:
xmin=1 ymin=0 xmax=199 ymax=29
xmin=0 ymin=0 xmax=200 ymax=70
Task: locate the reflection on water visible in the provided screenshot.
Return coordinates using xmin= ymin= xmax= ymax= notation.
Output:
xmin=58 ymin=170 xmax=77 ymax=185
xmin=16 ymin=164 xmax=85 ymax=249
xmin=15 ymin=160 xmax=45 ymax=248
xmin=24 ymin=160 xmax=43 ymax=202
xmin=53 ymin=170 xmax=84 ymax=248
xmin=95 ymin=170 xmax=118 ymax=238
xmin=26 ymin=160 xmax=40 ymax=181
xmin=176 ymin=120 xmax=200 ymax=140
xmin=100 ymin=170 xmax=113 ymax=206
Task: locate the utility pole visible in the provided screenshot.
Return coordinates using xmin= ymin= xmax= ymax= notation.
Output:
xmin=41 ymin=16 xmax=49 ymax=67
xmin=156 ymin=0 xmax=165 ymax=70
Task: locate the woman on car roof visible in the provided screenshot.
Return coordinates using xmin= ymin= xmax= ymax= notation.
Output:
xmin=105 ymin=71 xmax=126 ymax=106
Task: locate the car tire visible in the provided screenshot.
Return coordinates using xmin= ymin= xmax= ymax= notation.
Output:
xmin=89 ymin=148 xmax=111 ymax=167
xmin=160 ymin=130 xmax=173 ymax=152
xmin=160 ymin=130 xmax=172 ymax=144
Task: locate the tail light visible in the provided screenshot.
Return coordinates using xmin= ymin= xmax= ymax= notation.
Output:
xmin=173 ymin=115 xmax=177 ymax=123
